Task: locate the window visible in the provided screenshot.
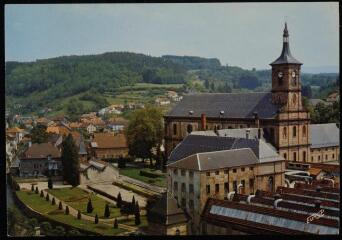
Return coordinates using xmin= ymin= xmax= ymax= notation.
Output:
xmin=233 ymin=181 xmax=237 ymax=192
xmin=311 ymin=156 xmax=314 ymax=162
xmin=206 ymin=172 xmax=210 ymax=176
xmin=181 ymin=183 xmax=186 ymax=192
xmin=173 ymin=169 xmax=178 ymax=175
xmin=215 ymin=184 xmax=219 ymax=193
xmin=189 ymin=200 xmax=194 ymax=209
xmin=293 ymin=152 xmax=297 ymax=161
xmin=283 ymin=153 xmax=287 ymax=160
xmin=326 ymin=155 xmax=328 ymax=160
xmin=249 ymin=179 xmax=254 ymax=189
xmin=241 ymin=167 xmax=245 ymax=172
xmin=241 ymin=180 xmax=245 ymax=188
xmin=206 ymin=185 xmax=210 ymax=194
xmin=181 ymin=198 xmax=186 ymax=208
xmin=302 ymin=126 xmax=306 ymax=137
xmin=187 ymin=124 xmax=193 ymax=134
xmin=189 ymin=184 xmax=194 ymax=193
xmin=233 ymin=169 xmax=237 ymax=173
xmin=224 ymin=170 xmax=228 ymax=174
xmin=293 ymin=126 xmax=297 ymax=137
xmin=173 ymin=123 xmax=177 ymax=135
xmin=303 ymin=151 xmax=306 ymax=162
xmin=250 ymin=167 xmax=254 ymax=171
xmin=181 ymin=170 xmax=185 ymax=176
xmin=283 ymin=127 xmax=287 ymax=139
xmin=215 ymin=171 xmax=219 ymax=175
xmin=318 ymin=155 xmax=321 ymax=161
xmin=173 ymin=182 xmax=178 ymax=192
xmin=224 ymin=182 xmax=229 ymax=192
xmin=240 ymin=125 xmax=243 ymax=128
xmin=189 ymin=171 xmax=194 ymax=178
xmin=333 ymin=154 xmax=335 ymax=159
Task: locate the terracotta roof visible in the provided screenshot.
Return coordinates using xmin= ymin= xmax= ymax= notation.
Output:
xmin=69 ymin=122 xmax=83 ymax=128
xmin=6 ymin=127 xmax=24 ymax=133
xmin=308 ymin=168 xmax=322 ymax=176
xmin=22 ymin=143 xmax=61 ymax=159
xmin=92 ymin=133 xmax=127 ymax=149
xmin=46 ymin=126 xmax=60 ymax=135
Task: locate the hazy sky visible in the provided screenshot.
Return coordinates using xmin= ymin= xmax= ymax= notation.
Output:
xmin=5 ymin=3 xmax=339 ymax=70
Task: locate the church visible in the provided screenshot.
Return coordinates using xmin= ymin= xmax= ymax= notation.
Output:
xmin=164 ymin=23 xmax=339 ymax=164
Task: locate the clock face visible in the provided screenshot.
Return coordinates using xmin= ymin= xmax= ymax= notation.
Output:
xmin=292 ymin=71 xmax=296 ymax=78
xmin=278 ymin=72 xmax=283 ymax=78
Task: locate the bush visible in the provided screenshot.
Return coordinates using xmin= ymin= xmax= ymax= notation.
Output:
xmin=135 ymin=211 xmax=141 ymax=225
xmin=87 ymin=198 xmax=93 ymax=213
xmin=65 ymin=206 xmax=70 ymax=215
xmin=45 ymin=194 xmax=50 ymax=201
xmin=48 ymin=178 xmax=53 ymax=189
xmin=31 ymin=184 xmax=34 ymax=191
xmin=35 ymin=187 xmax=39 ymax=194
xmin=40 ymin=221 xmax=52 ymax=235
xmin=67 ymin=229 xmax=81 ymax=236
xmin=52 ymin=197 xmax=56 ymax=205
xmin=94 ymin=214 xmax=99 ymax=224
xmin=77 ymin=210 xmax=81 ymax=220
xmin=113 ymin=218 xmax=118 ymax=229
xmin=28 ymin=218 xmax=38 ymax=228
xmin=117 ymin=192 xmax=122 ymax=208
xmin=58 ymin=201 xmax=63 ymax=210
xmin=40 ymin=190 xmax=44 ymax=197
xmin=104 ymin=203 xmax=110 ymax=218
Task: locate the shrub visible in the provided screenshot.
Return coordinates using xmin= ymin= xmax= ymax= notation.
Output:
xmin=40 ymin=190 xmax=44 ymax=197
xmin=31 ymin=184 xmax=34 ymax=191
xmin=113 ymin=218 xmax=118 ymax=229
xmin=35 ymin=187 xmax=39 ymax=194
xmin=117 ymin=192 xmax=122 ymax=208
xmin=52 ymin=197 xmax=56 ymax=205
xmin=135 ymin=211 xmax=141 ymax=225
xmin=77 ymin=210 xmax=81 ymax=220
xmin=58 ymin=201 xmax=63 ymax=210
xmin=65 ymin=206 xmax=70 ymax=215
xmin=45 ymin=194 xmax=49 ymax=201
xmin=94 ymin=214 xmax=99 ymax=224
xmin=67 ymin=229 xmax=81 ymax=236
xmin=104 ymin=203 xmax=110 ymax=218
xmin=28 ymin=218 xmax=38 ymax=228
xmin=87 ymin=198 xmax=93 ymax=213
xmin=40 ymin=221 xmax=52 ymax=235
xmin=48 ymin=178 xmax=53 ymax=189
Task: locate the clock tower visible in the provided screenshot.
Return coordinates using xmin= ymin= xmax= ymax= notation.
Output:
xmin=270 ymin=23 xmax=310 ymax=163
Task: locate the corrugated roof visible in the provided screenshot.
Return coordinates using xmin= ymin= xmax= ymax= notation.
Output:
xmin=309 ymin=123 xmax=339 ymax=148
xmin=165 ymin=92 xmax=279 ymax=119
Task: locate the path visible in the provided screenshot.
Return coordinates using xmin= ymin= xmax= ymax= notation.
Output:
xmin=118 ymin=175 xmax=166 ymax=194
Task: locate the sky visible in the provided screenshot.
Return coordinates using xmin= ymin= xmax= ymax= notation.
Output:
xmin=5 ymin=2 xmax=339 ymax=71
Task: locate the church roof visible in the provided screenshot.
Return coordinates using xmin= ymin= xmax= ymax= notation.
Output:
xmin=165 ymin=92 xmax=279 ymax=119
xmin=270 ymin=23 xmax=302 ymax=65
xmin=309 ymin=123 xmax=339 ymax=148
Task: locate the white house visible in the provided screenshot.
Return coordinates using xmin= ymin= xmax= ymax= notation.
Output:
xmin=87 ymin=124 xmax=97 ymax=134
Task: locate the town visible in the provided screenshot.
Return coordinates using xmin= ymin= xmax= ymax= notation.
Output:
xmin=5 ymin=4 xmax=339 ymax=237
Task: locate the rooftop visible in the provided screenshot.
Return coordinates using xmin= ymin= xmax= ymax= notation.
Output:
xmin=309 ymin=123 xmax=339 ymax=148
xmin=91 ymin=133 xmax=127 ymax=149
xmin=22 ymin=143 xmax=61 ymax=159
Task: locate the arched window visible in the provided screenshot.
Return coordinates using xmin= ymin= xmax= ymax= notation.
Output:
xmin=283 ymin=127 xmax=287 ymax=139
xmin=293 ymin=126 xmax=297 ymax=137
xmin=268 ymin=176 xmax=274 ymax=192
xmin=303 ymin=151 xmax=306 ymax=162
xmin=283 ymin=153 xmax=287 ymax=160
xmin=293 ymin=152 xmax=297 ymax=161
xmin=187 ymin=124 xmax=193 ymax=134
xmin=173 ymin=123 xmax=177 ymax=135
xmin=302 ymin=126 xmax=306 ymax=137
xmin=292 ymin=94 xmax=297 ymax=105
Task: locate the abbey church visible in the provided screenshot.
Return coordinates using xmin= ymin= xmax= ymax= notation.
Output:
xmin=164 ymin=23 xmax=339 ymax=164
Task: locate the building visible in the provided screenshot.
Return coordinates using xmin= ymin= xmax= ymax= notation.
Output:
xmin=6 ymin=127 xmax=24 ymax=144
xmin=326 ymin=92 xmax=339 ymax=103
xmin=79 ymin=159 xmax=118 ymax=184
xmin=164 ymin=24 xmax=322 ymax=164
xmin=156 ymin=97 xmax=171 ymax=106
xmin=19 ymin=143 xmax=62 ymax=177
xmin=147 ymin=192 xmax=190 ymax=235
xmin=309 ymin=123 xmax=339 ymax=163
xmin=90 ymin=133 xmax=128 ymax=159
xmin=166 ymin=134 xmax=285 ymax=234
xmin=86 ymin=124 xmax=97 ymax=134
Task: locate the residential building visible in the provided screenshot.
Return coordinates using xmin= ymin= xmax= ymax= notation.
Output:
xmin=6 ymin=127 xmax=25 ymax=144
xmin=326 ymin=92 xmax=339 ymax=103
xmin=156 ymin=97 xmax=171 ymax=106
xmin=90 ymin=133 xmax=128 ymax=159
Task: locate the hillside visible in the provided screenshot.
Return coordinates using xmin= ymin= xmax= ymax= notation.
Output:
xmin=5 ymin=51 xmax=339 ymax=116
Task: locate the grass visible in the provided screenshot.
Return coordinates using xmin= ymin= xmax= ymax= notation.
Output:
xmin=16 ymin=190 xmax=126 ymax=236
xmin=119 ymin=168 xmax=166 ymax=188
xmin=118 ymin=215 xmax=148 ymax=228
xmin=46 ymin=187 xmax=121 ymax=219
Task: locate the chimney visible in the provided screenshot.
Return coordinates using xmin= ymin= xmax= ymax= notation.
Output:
xmin=189 ymin=110 xmax=194 ymax=116
xmin=246 ymin=129 xmax=250 ymax=139
xmin=201 ymin=113 xmax=207 ymax=131
xmin=314 ymin=200 xmax=321 ymax=209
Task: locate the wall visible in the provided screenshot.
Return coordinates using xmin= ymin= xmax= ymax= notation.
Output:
xmin=310 ymin=146 xmax=339 ymax=163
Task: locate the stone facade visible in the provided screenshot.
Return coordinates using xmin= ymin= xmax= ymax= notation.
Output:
xmin=310 ymin=146 xmax=340 ymax=163
xmin=19 ymin=157 xmax=62 ymax=177
xmin=91 ymin=147 xmax=128 ymax=159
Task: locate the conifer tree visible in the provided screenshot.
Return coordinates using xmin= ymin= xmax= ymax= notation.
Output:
xmin=77 ymin=210 xmax=81 ymax=220
xmin=35 ymin=187 xmax=39 ymax=194
xmin=104 ymin=203 xmax=110 ymax=218
xmin=94 ymin=214 xmax=99 ymax=224
xmin=113 ymin=218 xmax=118 ymax=229
xmin=46 ymin=194 xmax=49 ymax=201
xmin=65 ymin=206 xmax=70 ymax=215
xmin=52 ymin=197 xmax=56 ymax=205
xmin=59 ymin=201 xmax=63 ymax=210
xmin=116 ymin=192 xmax=122 ymax=208
xmin=87 ymin=198 xmax=93 ymax=213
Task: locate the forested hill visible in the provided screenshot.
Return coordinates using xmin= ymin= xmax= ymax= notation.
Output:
xmin=162 ymin=55 xmax=221 ymax=70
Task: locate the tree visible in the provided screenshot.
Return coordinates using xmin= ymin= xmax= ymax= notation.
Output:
xmin=135 ymin=211 xmax=141 ymax=225
xmin=40 ymin=222 xmax=52 ymax=236
xmin=52 ymin=197 xmax=56 ymax=205
xmin=28 ymin=218 xmax=38 ymax=229
xmin=65 ymin=206 xmax=70 ymax=215
xmin=31 ymin=124 xmax=49 ymax=143
xmin=204 ymin=79 xmax=210 ymax=89
xmin=58 ymin=202 xmax=63 ymax=210
xmin=135 ymin=201 xmax=140 ymax=215
xmin=40 ymin=190 xmax=44 ymax=197
xmin=302 ymin=85 xmax=312 ymax=98
xmin=48 ymin=178 xmax=53 ymax=189
xmin=120 ymin=203 xmax=131 ymax=220
xmin=45 ymin=193 xmax=49 ymax=201
xmin=77 ymin=210 xmax=81 ymax=220
xmin=104 ymin=203 xmax=110 ymax=218
xmin=125 ymin=106 xmax=163 ymax=166
xmin=113 ymin=218 xmax=118 ymax=229
xmin=131 ymin=196 xmax=136 ymax=213
xmin=31 ymin=184 xmax=34 ymax=191
xmin=94 ymin=214 xmax=99 ymax=224
xmin=117 ymin=192 xmax=122 ymax=208
xmin=35 ymin=187 xmax=39 ymax=194
xmin=50 ymin=226 xmax=65 ymax=236
xmin=67 ymin=229 xmax=81 ymax=236
xmin=87 ymin=198 xmax=93 ymax=213
xmin=61 ymin=134 xmax=80 ymax=186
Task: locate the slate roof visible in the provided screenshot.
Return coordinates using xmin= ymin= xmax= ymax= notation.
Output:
xmin=22 ymin=143 xmax=61 ymax=159
xmin=165 ymin=92 xmax=279 ymax=119
xmin=168 ymin=134 xmax=282 ymax=163
xmin=148 ymin=192 xmax=189 ymax=226
xmin=309 ymin=123 xmax=339 ymax=148
xmin=167 ymin=148 xmax=259 ymax=171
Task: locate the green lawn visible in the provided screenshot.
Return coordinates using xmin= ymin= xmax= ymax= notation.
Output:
xmin=46 ymin=187 xmax=121 ymax=219
xmin=119 ymin=168 xmax=166 ymax=188
xmin=16 ymin=190 xmax=126 ymax=236
xmin=119 ymin=215 xmax=148 ymax=228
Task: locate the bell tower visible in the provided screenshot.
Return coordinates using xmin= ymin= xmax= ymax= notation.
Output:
xmin=270 ymin=23 xmax=303 ymax=112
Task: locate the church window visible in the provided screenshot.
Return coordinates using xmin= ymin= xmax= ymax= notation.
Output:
xmin=173 ymin=123 xmax=177 ymax=135
xmin=318 ymin=155 xmax=321 ymax=161
xmin=303 ymin=151 xmax=306 ymax=162
xmin=187 ymin=124 xmax=193 ymax=133
xmin=332 ymin=154 xmax=335 ymax=159
xmin=283 ymin=127 xmax=287 ymax=139
xmin=292 ymin=94 xmax=297 ymax=105
xmin=206 ymin=185 xmax=210 ymax=194
xmin=302 ymin=126 xmax=306 ymax=137
xmin=283 ymin=153 xmax=287 ymax=159
xmin=293 ymin=152 xmax=297 ymax=161
xmin=293 ymin=126 xmax=297 ymax=137
xmin=311 ymin=156 xmax=314 ymax=162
